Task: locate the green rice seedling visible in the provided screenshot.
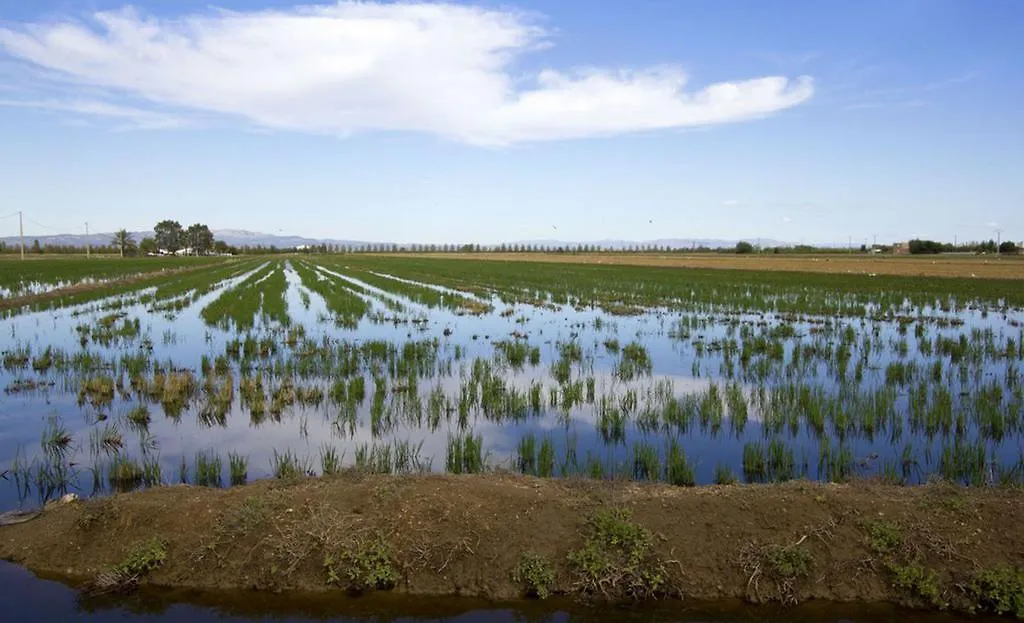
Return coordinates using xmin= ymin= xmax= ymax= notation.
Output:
xmin=228 ymin=452 xmax=248 ymax=486
xmin=632 ymin=441 xmax=660 ymax=481
xmin=517 ymin=433 xmax=537 ymax=475
xmin=603 ymin=338 xmax=620 ymax=353
xmin=194 ymin=451 xmax=223 ymax=487
xmin=271 ymin=448 xmax=311 ymax=479
xmin=742 ymin=442 xmax=767 ymax=483
xmin=725 ymin=382 xmax=748 ymax=433
xmin=616 ymin=342 xmax=652 ymax=381
xmin=538 ymin=436 xmax=556 ymax=478
xmin=446 ymin=433 xmax=485 ymax=474
xmin=126 ymin=404 xmax=151 ymax=428
xmin=89 ymin=424 xmax=124 ymax=456
xmin=529 ymin=347 xmax=541 ymax=366
xmin=108 ymin=454 xmax=144 ymax=492
xmin=585 ymin=452 xmax=605 ymax=480
xmin=665 ymin=439 xmax=695 ymax=486
xmin=496 ymin=341 xmax=530 ymax=368
xmin=40 ymin=415 xmax=73 ymax=461
xmin=393 ymin=440 xmax=426 ymax=474
xmin=320 ymin=443 xmax=342 ymax=476
xmin=78 ymin=375 xmax=115 ymax=408
xmin=714 ymin=464 xmax=738 ymax=485
xmin=699 ymin=383 xmax=724 ymax=434
xmin=938 ymin=439 xmax=986 ymax=486
xmin=142 ymin=456 xmax=162 ymax=487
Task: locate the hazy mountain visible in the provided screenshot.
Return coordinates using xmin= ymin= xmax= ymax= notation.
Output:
xmin=0 ymin=230 xmax=793 ymax=250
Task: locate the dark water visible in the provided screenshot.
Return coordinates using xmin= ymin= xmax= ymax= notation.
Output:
xmin=0 ymin=561 xmax=996 ymax=623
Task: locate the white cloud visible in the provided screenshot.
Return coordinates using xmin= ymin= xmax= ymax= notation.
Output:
xmin=721 ymin=199 xmax=741 ymax=207
xmin=0 ymin=3 xmax=814 ymax=144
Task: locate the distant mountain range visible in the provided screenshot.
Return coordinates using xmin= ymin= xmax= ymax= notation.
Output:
xmin=0 ymin=229 xmax=794 ymax=250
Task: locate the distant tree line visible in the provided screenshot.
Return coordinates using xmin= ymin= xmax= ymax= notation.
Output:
xmin=908 ymin=239 xmax=1017 ymax=255
xmin=0 ymin=235 xmax=1018 ymax=257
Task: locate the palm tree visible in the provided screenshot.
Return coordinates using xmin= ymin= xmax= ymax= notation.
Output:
xmin=111 ymin=229 xmax=134 ymax=258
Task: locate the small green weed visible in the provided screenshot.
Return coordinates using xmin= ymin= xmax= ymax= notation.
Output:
xmin=324 ymin=535 xmax=399 ymax=594
xmin=887 ymin=562 xmax=944 ymax=608
xmin=865 ymin=519 xmax=903 ymax=555
xmin=512 ymin=551 xmax=556 ymax=599
xmin=970 ymin=567 xmax=1024 ymax=617
xmin=741 ymin=539 xmax=813 ymax=605
xmin=567 ymin=508 xmax=666 ymax=599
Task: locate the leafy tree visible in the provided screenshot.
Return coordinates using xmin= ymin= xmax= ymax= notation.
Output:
xmin=908 ymin=239 xmax=943 ymax=255
xmin=213 ymin=240 xmax=230 ymax=255
xmin=1000 ymin=241 xmax=1018 ymax=255
xmin=735 ymin=241 xmax=755 ymax=254
xmin=111 ymin=229 xmax=136 ymax=257
xmin=139 ymin=237 xmax=158 ymax=255
xmin=154 ymin=220 xmax=183 ymax=253
xmin=31 ymin=239 xmax=42 ymax=254
xmin=185 ymin=223 xmax=214 ymax=255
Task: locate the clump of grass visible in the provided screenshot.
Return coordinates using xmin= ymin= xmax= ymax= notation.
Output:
xmin=194 ymin=451 xmax=223 ymax=487
xmin=126 ymin=404 xmax=151 ymax=428
xmin=41 ymin=415 xmax=73 ymax=461
xmin=324 ymin=535 xmax=398 ymax=594
xmin=271 ymin=448 xmax=310 ymax=479
xmin=516 ymin=434 xmax=537 ymax=475
xmin=538 ymin=436 xmax=555 ymax=478
xmin=228 ymin=452 xmax=248 ymax=486
xmin=90 ymin=537 xmax=168 ymax=595
xmin=567 ymin=508 xmax=666 ymax=599
xmin=142 ymin=456 xmax=162 ymax=487
xmin=666 ymin=439 xmax=695 ymax=486
xmin=108 ymin=454 xmax=144 ymax=492
xmin=631 ymin=441 xmax=660 ymax=481
xmin=512 ymin=552 xmax=556 ymax=599
xmin=446 ymin=433 xmax=485 ymax=474
xmin=970 ymin=567 xmax=1024 ymax=617
xmin=714 ymin=464 xmax=738 ymax=485
xmin=616 ymin=342 xmax=652 ymax=381
xmin=78 ymin=375 xmax=115 ymax=408
xmin=320 ymin=443 xmax=342 ymax=476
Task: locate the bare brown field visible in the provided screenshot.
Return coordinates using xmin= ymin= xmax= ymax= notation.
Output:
xmin=406 ymin=252 xmax=1024 ymax=280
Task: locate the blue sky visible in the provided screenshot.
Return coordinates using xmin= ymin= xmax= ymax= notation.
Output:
xmin=0 ymin=0 xmax=1021 ymax=245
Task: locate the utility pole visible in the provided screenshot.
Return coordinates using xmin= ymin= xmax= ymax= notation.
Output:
xmin=18 ymin=211 xmax=24 ymax=260
xmin=85 ymin=222 xmax=90 ymax=258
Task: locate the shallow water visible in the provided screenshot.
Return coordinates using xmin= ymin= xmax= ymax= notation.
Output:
xmin=1 ymin=258 xmax=1023 ymax=510
xmin=0 ymin=561 xmax=999 ymax=623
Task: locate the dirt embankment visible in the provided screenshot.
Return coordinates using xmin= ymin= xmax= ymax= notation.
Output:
xmin=410 ymin=252 xmax=1024 ymax=280
xmin=1 ymin=475 xmax=1022 ymax=614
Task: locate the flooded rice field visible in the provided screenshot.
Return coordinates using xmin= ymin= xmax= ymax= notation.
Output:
xmin=1 ymin=256 xmax=1023 ymax=511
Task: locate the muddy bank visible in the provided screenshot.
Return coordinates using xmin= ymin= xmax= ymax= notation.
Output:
xmin=1 ymin=475 xmax=1022 ymax=615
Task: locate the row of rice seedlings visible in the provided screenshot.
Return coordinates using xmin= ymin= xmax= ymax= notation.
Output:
xmin=291 ymin=259 xmax=369 ymax=327
xmin=199 ymin=261 xmax=278 ymax=330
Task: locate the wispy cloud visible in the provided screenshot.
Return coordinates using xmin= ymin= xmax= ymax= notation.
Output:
xmin=923 ymin=71 xmax=979 ymax=91
xmin=0 ymin=97 xmax=190 ymax=129
xmin=0 ymin=3 xmax=814 ymax=145
xmin=721 ymin=199 xmax=741 ymax=207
